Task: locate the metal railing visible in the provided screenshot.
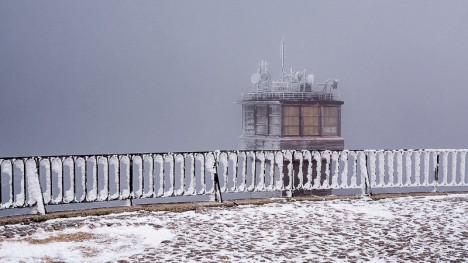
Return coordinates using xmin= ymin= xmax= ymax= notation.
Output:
xmin=271 ymin=81 xmax=301 ymax=91
xmin=242 ymin=92 xmax=342 ymax=101
xmin=0 ymin=149 xmax=467 ymax=216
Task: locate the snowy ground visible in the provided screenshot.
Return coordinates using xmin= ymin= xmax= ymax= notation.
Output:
xmin=0 ymin=194 xmax=467 ymax=262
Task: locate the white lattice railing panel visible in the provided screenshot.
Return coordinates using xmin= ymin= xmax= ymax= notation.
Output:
xmin=1 ymin=149 xmax=467 ymax=216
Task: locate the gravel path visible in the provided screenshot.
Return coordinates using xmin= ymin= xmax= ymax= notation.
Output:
xmin=0 ymin=194 xmax=467 ymax=262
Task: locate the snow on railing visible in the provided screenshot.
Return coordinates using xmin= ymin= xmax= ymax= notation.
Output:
xmin=0 ymin=149 xmax=467 ymax=216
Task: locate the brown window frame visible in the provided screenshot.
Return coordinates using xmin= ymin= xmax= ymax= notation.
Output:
xmin=282 ymin=104 xmax=340 ymax=137
xmin=322 ymin=106 xmax=340 ymax=136
xmin=282 ymin=105 xmax=301 ymax=136
xmin=302 ymin=105 xmax=321 ymax=136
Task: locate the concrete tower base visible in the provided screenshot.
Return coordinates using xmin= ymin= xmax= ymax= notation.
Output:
xmin=239 ymin=136 xmax=344 ymax=151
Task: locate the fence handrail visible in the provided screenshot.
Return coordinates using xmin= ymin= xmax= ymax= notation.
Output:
xmin=1 ymin=149 xmax=467 ymax=216
xmin=241 ymin=91 xmax=342 ymax=101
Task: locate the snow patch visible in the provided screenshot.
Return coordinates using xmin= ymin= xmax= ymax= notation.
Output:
xmin=0 ymin=225 xmax=173 ymax=262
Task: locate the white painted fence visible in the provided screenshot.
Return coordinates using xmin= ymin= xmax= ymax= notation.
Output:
xmin=0 ymin=149 xmax=467 ymax=216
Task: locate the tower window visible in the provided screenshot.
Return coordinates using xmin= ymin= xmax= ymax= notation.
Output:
xmin=283 ymin=106 xmax=300 ymax=136
xmin=302 ymin=106 xmax=320 ymax=136
xmin=242 ymin=105 xmax=255 ymax=135
xmin=322 ymin=106 xmax=339 ymax=136
xmin=268 ymin=105 xmax=281 ymax=136
xmin=282 ymin=105 xmax=340 ymax=136
xmin=244 ymin=104 xmax=340 ymax=137
xmin=255 ymin=105 xmax=268 ymax=135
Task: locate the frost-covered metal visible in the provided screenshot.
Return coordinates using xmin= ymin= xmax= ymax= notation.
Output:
xmin=108 ymin=156 xmax=120 ymax=200
xmin=86 ymin=157 xmax=97 ymax=202
xmin=25 ymin=159 xmax=45 ymax=215
xmin=131 ymin=156 xmax=143 ymax=199
xmin=143 ymin=155 xmax=154 ymax=198
xmin=120 ymin=156 xmax=131 ymax=199
xmin=39 ymin=159 xmax=51 ymax=204
xmin=50 ymin=158 xmax=62 ymax=204
xmin=0 ymin=149 xmax=467 ymax=216
xmin=97 ymin=157 xmax=108 ymax=201
xmin=75 ymin=157 xmax=86 ymax=202
xmin=63 ymin=157 xmax=75 ymax=203
xmin=153 ymin=155 xmax=164 ymax=197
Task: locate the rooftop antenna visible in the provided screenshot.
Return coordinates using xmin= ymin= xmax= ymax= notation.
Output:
xmin=281 ymin=38 xmax=285 ymax=81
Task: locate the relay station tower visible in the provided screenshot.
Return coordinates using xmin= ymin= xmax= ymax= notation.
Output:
xmin=238 ymin=42 xmax=344 ymax=150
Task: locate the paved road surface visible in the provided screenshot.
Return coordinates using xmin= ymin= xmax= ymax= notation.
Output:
xmin=0 ymin=194 xmax=467 ymax=262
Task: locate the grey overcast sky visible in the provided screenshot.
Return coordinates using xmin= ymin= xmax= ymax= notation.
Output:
xmin=1 ymin=0 xmax=468 ymax=157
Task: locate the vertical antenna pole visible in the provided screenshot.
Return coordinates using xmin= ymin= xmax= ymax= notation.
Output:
xmin=281 ymin=39 xmax=285 ymax=81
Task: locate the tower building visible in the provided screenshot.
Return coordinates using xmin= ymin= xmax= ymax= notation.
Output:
xmin=238 ymin=42 xmax=344 ymax=150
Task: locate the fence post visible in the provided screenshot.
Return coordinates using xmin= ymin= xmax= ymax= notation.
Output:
xmin=26 ymin=158 xmax=46 ymax=215
xmin=433 ymin=153 xmax=440 ymax=192
xmin=213 ymin=172 xmax=223 ymax=203
xmin=359 ymin=152 xmax=371 ymax=196
xmin=291 ymin=151 xmax=295 ymax=197
xmin=366 ymin=152 xmax=372 ymax=196
xmin=284 ymin=151 xmax=293 ymax=197
xmin=213 ymin=151 xmax=223 ymax=202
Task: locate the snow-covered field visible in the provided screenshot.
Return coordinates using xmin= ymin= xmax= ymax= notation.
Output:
xmin=0 ymin=194 xmax=467 ymax=262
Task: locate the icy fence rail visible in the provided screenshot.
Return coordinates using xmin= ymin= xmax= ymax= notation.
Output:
xmin=0 ymin=149 xmax=467 ymax=216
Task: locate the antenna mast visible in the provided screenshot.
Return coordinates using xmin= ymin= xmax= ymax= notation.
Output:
xmin=281 ymin=39 xmax=285 ymax=81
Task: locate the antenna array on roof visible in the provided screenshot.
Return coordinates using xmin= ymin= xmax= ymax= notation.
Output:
xmin=250 ymin=40 xmax=337 ymax=93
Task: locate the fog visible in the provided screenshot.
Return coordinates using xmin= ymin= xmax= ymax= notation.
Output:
xmin=1 ymin=0 xmax=468 ymax=157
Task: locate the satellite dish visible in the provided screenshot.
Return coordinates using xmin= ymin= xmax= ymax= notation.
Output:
xmin=332 ymin=79 xmax=339 ymax=89
xmin=294 ymin=71 xmax=303 ymax=82
xmin=260 ymin=72 xmax=271 ymax=82
xmin=307 ymin=74 xmax=315 ymax=85
xmin=251 ymin=73 xmax=261 ymax=84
